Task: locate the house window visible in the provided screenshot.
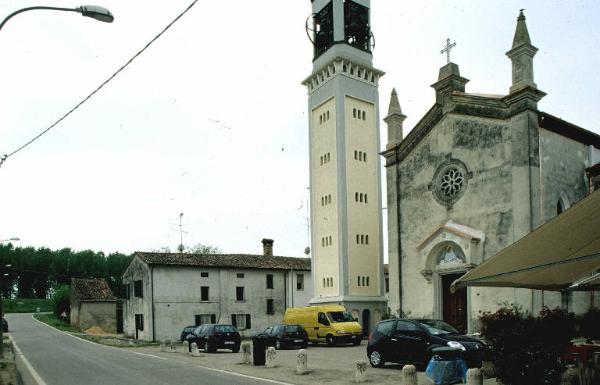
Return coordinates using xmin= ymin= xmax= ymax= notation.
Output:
xmin=200 ymin=272 xmax=209 ymax=278
xmin=134 ymin=280 xmax=143 ymax=298
xmin=236 ymin=287 xmax=245 ymax=301
xmin=135 ymin=314 xmax=144 ymax=331
xmin=125 ymin=284 xmax=130 ymax=300
xmin=231 ymin=314 xmax=251 ymax=330
xmin=200 ymin=286 xmax=209 ymax=301
xmin=237 ymin=273 xmax=244 ymax=278
xmin=195 ymin=314 xmax=216 ymax=326
xmin=296 ymin=274 xmax=304 ymax=291
xmin=266 ymin=299 xmax=274 ymax=315
xmin=385 ymin=277 xmax=389 ymax=293
xmin=266 ymin=274 xmax=274 ymax=289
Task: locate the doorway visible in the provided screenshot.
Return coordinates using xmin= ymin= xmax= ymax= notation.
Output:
xmin=362 ymin=309 xmax=370 ymax=336
xmin=441 ymin=273 xmax=467 ymax=333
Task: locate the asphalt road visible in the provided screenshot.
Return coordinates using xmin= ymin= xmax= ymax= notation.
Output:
xmin=7 ymin=313 xmax=283 ymax=385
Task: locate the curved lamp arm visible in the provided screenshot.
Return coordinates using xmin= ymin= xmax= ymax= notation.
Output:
xmin=0 ymin=5 xmax=113 ymax=31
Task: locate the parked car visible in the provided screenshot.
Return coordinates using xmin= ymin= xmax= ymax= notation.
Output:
xmin=254 ymin=324 xmax=309 ymax=349
xmin=1 ymin=318 xmax=7 ymax=333
xmin=180 ymin=325 xmax=196 ymax=342
xmin=366 ymin=319 xmax=489 ymax=369
xmin=284 ymin=305 xmax=362 ymax=346
xmin=185 ymin=324 xmax=241 ymax=353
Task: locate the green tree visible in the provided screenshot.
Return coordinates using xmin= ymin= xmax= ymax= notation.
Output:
xmin=52 ymin=284 xmax=70 ymax=318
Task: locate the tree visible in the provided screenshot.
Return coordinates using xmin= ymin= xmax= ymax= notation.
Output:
xmin=52 ymin=284 xmax=70 ymax=319
xmin=186 ymin=243 xmax=221 ymax=254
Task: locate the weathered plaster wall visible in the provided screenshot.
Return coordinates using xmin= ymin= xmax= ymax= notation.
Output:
xmin=122 ymin=257 xmax=152 ymax=340
xmin=78 ymin=302 xmax=116 ymax=333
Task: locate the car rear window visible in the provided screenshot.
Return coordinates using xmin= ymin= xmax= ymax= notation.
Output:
xmin=215 ymin=325 xmax=236 ymax=333
xmin=375 ymin=321 xmax=395 ymax=336
xmin=285 ymin=325 xmax=301 ymax=332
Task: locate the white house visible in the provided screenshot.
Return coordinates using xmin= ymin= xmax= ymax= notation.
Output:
xmin=122 ymin=239 xmax=312 ymax=341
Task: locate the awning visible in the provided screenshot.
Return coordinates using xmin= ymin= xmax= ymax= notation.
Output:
xmin=452 ymin=189 xmax=600 ymax=292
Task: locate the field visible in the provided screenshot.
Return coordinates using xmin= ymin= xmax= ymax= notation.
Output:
xmin=3 ymin=298 xmax=53 ymax=313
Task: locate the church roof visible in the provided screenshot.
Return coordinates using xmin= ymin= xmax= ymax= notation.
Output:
xmin=135 ymin=252 xmax=311 ymax=271
xmin=71 ymin=278 xmax=116 ymax=301
xmin=539 ymin=112 xmax=600 ymax=149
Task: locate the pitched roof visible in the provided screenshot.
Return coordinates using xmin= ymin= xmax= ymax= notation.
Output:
xmin=71 ymin=278 xmax=115 ymax=301
xmin=135 ymin=252 xmax=311 ymax=271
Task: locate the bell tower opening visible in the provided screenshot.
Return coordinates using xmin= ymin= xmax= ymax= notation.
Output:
xmin=344 ymin=0 xmax=370 ymax=52
xmin=312 ymin=1 xmax=334 ymax=59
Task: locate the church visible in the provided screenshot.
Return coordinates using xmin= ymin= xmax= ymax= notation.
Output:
xmin=382 ymin=11 xmax=600 ymax=332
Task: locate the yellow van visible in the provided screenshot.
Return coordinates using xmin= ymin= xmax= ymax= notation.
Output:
xmin=283 ymin=305 xmax=362 ymax=346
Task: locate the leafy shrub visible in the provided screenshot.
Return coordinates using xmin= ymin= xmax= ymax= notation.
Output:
xmin=51 ymin=285 xmax=70 ymax=320
xmin=480 ymin=305 xmax=574 ymax=385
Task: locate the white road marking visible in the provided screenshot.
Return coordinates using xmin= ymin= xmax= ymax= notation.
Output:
xmin=191 ymin=364 xmax=295 ymax=385
xmin=11 ymin=337 xmax=49 ymax=385
xmin=131 ymin=351 xmax=168 ymax=360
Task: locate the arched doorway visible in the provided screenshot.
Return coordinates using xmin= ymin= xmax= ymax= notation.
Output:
xmin=362 ymin=309 xmax=370 ymax=336
xmin=437 ymin=243 xmax=468 ymax=333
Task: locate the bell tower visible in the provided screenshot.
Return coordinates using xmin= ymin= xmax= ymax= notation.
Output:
xmin=303 ymin=0 xmax=386 ymax=334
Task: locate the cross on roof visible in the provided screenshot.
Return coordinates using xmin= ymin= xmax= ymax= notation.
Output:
xmin=441 ymin=38 xmax=456 ymax=64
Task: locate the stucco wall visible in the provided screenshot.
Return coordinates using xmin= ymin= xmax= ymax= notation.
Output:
xmin=122 ymin=257 xmax=152 ymax=340
xmin=78 ymin=302 xmax=116 ymax=333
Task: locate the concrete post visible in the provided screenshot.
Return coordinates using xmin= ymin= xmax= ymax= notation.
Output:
xmin=241 ymin=341 xmax=251 ymax=364
xmin=296 ymin=349 xmax=308 ymax=375
xmin=467 ymin=368 xmax=483 ymax=385
xmin=160 ymin=341 xmax=166 ymax=352
xmin=402 ymin=364 xmax=417 ymax=385
xmin=182 ymin=340 xmax=189 ymax=354
xmin=266 ymin=347 xmax=277 ymax=368
xmin=354 ymin=360 xmax=367 ymax=383
xmin=191 ymin=342 xmax=200 ymax=357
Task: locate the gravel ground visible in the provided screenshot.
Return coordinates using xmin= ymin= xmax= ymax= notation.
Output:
xmin=134 ymin=342 xmax=498 ymax=385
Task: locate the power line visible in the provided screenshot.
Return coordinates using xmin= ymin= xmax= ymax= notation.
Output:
xmin=0 ymin=0 xmax=199 ymax=169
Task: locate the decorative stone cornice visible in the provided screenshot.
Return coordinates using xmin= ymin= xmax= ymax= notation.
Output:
xmin=302 ymin=56 xmax=384 ymax=94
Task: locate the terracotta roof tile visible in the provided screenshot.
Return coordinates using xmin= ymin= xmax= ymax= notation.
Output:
xmin=135 ymin=252 xmax=311 ymax=271
xmin=71 ymin=278 xmax=115 ymax=301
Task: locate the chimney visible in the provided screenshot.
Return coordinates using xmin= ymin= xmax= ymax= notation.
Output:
xmin=262 ymin=238 xmax=274 ymax=256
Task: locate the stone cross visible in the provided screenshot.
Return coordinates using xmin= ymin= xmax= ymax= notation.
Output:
xmin=441 ymin=38 xmax=456 ymax=63
xmin=266 ymin=347 xmax=277 ymax=368
xmin=354 ymin=360 xmax=367 ymax=383
xmin=240 ymin=342 xmax=251 ymax=364
xmin=296 ymin=349 xmax=308 ymax=375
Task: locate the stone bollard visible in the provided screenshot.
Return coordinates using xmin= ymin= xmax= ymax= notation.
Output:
xmin=466 ymin=368 xmax=483 ymax=385
xmin=296 ymin=349 xmax=308 ymax=375
xmin=402 ymin=364 xmax=417 ymax=385
xmin=354 ymin=360 xmax=367 ymax=383
xmin=480 ymin=361 xmax=496 ymax=379
xmin=266 ymin=347 xmax=277 ymax=368
xmin=182 ymin=340 xmax=189 ymax=354
xmin=241 ymin=342 xmax=251 ymax=364
xmin=160 ymin=341 xmax=166 ymax=352
xmin=191 ymin=342 xmax=200 ymax=357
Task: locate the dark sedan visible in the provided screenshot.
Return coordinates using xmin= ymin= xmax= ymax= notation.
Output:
xmin=254 ymin=324 xmax=309 ymax=350
xmin=180 ymin=325 xmax=195 ymax=342
xmin=185 ymin=324 xmax=241 ymax=353
xmin=367 ymin=318 xmax=489 ymax=369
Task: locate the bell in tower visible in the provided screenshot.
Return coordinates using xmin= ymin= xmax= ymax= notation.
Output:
xmin=344 ymin=0 xmax=370 ymax=52
xmin=311 ymin=1 xmax=334 ymax=59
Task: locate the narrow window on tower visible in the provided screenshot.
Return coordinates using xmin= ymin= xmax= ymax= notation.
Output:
xmin=362 ymin=111 xmax=366 ymax=120
xmin=365 ymin=194 xmax=368 ymax=204
xmin=354 ymin=150 xmax=358 ymax=160
xmin=327 ymin=111 xmax=330 ymax=120
xmin=359 ymin=193 xmax=363 ymax=202
xmin=361 ymin=277 xmax=365 ymax=286
xmin=355 ymin=192 xmax=358 ymax=202
xmin=360 ymin=235 xmax=364 ymax=244
xmin=366 ymin=277 xmax=370 ymax=286
xmin=364 ymin=152 xmax=367 ymax=162
xmin=366 ymin=235 xmax=369 ymax=244
xmin=356 ymin=234 xmax=359 ymax=244
xmin=323 ymin=278 xmax=326 ymax=287
xmin=353 ymin=108 xmax=356 ymax=118
xmin=357 ymin=276 xmax=361 ymax=286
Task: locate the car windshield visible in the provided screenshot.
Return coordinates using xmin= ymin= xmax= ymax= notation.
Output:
xmin=214 ymin=325 xmax=236 ymax=333
xmin=327 ymin=311 xmax=355 ymax=323
xmin=417 ymin=319 xmax=459 ymax=335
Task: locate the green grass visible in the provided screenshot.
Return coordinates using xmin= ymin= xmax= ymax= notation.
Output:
xmin=3 ymin=298 xmax=52 ymax=313
xmin=33 ymin=313 xmax=80 ymax=333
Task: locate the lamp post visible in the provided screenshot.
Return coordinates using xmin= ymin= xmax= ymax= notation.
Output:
xmin=0 ymin=5 xmax=113 ymax=31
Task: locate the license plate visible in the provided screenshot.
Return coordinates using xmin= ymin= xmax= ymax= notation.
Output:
xmin=294 ymin=339 xmax=303 ymax=343
xmin=224 ymin=341 xmax=234 ymax=345
xmin=351 ymin=336 xmax=357 ymax=339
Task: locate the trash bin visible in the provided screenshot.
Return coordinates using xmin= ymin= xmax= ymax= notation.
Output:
xmin=425 ymin=347 xmax=468 ymax=385
xmin=252 ymin=337 xmax=266 ymax=366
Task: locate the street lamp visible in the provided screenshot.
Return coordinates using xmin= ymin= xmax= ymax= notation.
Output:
xmin=0 ymin=5 xmax=114 ymax=31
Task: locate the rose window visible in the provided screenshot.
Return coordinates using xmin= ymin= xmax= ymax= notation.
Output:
xmin=440 ymin=168 xmax=464 ymax=198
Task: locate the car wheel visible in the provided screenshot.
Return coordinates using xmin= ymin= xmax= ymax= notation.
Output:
xmin=369 ymin=350 xmax=384 ymax=367
xmin=326 ymin=334 xmax=335 ymax=346
xmin=275 ymin=340 xmax=281 ymax=350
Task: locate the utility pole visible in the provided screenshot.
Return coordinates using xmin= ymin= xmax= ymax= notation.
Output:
xmin=177 ymin=213 xmax=184 ymax=253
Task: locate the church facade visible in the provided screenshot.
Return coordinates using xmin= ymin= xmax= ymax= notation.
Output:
xmin=303 ymin=0 xmax=387 ymax=335
xmin=383 ymin=11 xmax=600 ymax=332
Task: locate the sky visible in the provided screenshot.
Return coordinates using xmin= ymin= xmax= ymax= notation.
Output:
xmin=0 ymin=0 xmax=598 ymax=259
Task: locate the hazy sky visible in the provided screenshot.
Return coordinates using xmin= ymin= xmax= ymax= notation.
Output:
xmin=1 ymin=0 xmax=598 ymax=259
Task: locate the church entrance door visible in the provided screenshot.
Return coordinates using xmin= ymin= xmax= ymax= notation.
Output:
xmin=441 ymin=273 xmax=467 ymax=333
